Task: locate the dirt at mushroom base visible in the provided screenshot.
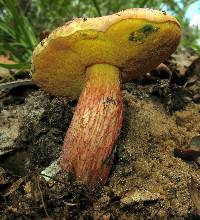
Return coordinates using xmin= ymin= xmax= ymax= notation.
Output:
xmin=1 ymin=83 xmax=200 ymax=218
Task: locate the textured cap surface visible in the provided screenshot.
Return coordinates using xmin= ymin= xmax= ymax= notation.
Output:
xmin=32 ymin=8 xmax=181 ymax=99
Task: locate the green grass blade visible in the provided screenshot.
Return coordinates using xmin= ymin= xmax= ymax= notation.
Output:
xmin=0 ymin=63 xmax=31 ymax=69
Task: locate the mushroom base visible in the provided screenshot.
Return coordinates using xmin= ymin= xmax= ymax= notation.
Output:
xmin=60 ymin=64 xmax=123 ymax=185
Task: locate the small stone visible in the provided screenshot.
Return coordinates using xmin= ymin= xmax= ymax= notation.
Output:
xmin=0 ymin=67 xmax=14 ymax=83
xmin=24 ymin=181 xmax=32 ymax=194
xmin=120 ymin=189 xmax=163 ymax=205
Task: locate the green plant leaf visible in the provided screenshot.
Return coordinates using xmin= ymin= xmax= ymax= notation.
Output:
xmin=0 ymin=63 xmax=31 ymax=70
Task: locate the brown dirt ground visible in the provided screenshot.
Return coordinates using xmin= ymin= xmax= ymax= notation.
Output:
xmin=1 ymin=80 xmax=200 ymax=219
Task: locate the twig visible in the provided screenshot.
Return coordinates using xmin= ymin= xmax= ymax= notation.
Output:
xmin=0 ymin=79 xmax=36 ymax=91
xmin=37 ymin=178 xmax=51 ymax=219
xmin=40 ymin=173 xmax=66 ymax=185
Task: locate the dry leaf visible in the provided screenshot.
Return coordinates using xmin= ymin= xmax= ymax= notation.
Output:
xmin=4 ymin=176 xmax=26 ymax=197
xmin=188 ymin=177 xmax=200 ymax=215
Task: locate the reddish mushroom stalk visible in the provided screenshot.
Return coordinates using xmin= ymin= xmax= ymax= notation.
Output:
xmin=60 ymin=64 xmax=123 ymax=185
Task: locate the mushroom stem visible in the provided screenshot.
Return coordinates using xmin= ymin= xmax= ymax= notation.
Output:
xmin=60 ymin=64 xmax=123 ymax=185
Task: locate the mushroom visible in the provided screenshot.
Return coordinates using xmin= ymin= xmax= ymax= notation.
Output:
xmin=32 ymin=8 xmax=181 ymax=185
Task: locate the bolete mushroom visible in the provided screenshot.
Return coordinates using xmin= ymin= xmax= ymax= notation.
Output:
xmin=32 ymin=8 xmax=181 ymax=185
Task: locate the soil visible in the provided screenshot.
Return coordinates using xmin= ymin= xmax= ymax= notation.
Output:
xmin=1 ymin=50 xmax=200 ymax=219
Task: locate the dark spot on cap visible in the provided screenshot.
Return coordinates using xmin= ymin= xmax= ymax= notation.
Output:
xmin=139 ymin=24 xmax=159 ymax=36
xmin=40 ymin=39 xmax=45 ymax=46
xmin=129 ymin=24 xmax=159 ymax=42
xmin=128 ymin=32 xmax=144 ymax=42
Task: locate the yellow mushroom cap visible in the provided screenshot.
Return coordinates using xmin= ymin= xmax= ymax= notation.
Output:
xmin=32 ymin=8 xmax=181 ymax=99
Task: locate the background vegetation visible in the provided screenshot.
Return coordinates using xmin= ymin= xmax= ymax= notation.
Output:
xmin=0 ymin=0 xmax=199 ymax=70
